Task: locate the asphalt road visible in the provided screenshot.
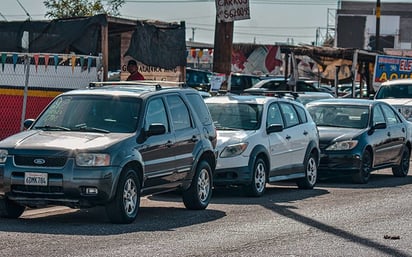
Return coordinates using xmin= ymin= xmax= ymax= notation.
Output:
xmin=1 ymin=168 xmax=412 ymax=257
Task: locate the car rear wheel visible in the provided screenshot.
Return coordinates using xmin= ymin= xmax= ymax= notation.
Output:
xmin=183 ymin=160 xmax=212 ymax=210
xmin=297 ymin=153 xmax=317 ymax=189
xmin=106 ymin=168 xmax=140 ymax=224
xmin=352 ymin=150 xmax=372 ymax=184
xmin=392 ymin=146 xmax=410 ymax=177
xmin=245 ymin=157 xmax=267 ymax=197
xmin=0 ymin=198 xmax=25 ymax=219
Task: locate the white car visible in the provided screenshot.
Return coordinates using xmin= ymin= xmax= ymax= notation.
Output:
xmin=374 ymin=78 xmax=412 ymax=121
xmin=205 ymin=95 xmax=320 ymax=197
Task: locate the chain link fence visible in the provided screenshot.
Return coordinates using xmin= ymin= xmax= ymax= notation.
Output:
xmin=0 ymin=52 xmax=101 ymax=140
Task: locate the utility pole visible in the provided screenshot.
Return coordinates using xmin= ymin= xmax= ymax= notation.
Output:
xmin=375 ymin=0 xmax=381 ymax=51
xmin=213 ymin=20 xmax=233 ymax=90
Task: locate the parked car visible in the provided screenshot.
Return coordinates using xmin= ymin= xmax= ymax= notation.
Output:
xmin=374 ymin=78 xmax=412 ymax=121
xmin=294 ymin=91 xmax=335 ymax=105
xmin=306 ymin=98 xmax=412 ymax=184
xmin=0 ymin=82 xmax=217 ymax=224
xmin=228 ymin=73 xmax=262 ymax=94
xmin=186 ymin=67 xmax=212 ymax=92
xmin=204 ymin=95 xmax=320 ymax=197
xmin=243 ymin=77 xmax=321 ymax=96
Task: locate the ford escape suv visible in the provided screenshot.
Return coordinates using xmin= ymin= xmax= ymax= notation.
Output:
xmin=0 ymin=82 xmax=217 ymax=224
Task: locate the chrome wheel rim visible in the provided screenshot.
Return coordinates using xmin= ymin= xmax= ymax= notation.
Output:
xmin=254 ymin=162 xmax=266 ymax=193
xmin=306 ymin=157 xmax=317 ymax=185
xmin=123 ymin=178 xmax=138 ymax=216
xmin=198 ymin=168 xmax=211 ymax=203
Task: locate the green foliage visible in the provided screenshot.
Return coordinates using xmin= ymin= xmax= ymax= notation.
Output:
xmin=43 ymin=0 xmax=125 ymax=19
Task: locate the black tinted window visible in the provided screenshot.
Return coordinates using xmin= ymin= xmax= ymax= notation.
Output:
xmin=186 ymin=93 xmax=212 ymax=125
xmin=166 ymin=95 xmax=192 ymax=130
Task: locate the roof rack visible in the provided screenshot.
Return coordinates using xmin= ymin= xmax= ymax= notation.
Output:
xmin=89 ymin=80 xmax=186 ymax=91
xmin=244 ymin=90 xmax=299 ymax=99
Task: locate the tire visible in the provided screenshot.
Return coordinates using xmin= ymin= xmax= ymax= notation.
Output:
xmin=0 ymin=198 xmax=25 ymax=219
xmin=244 ymin=157 xmax=267 ymax=197
xmin=297 ymin=153 xmax=317 ymax=189
xmin=392 ymin=146 xmax=410 ymax=177
xmin=106 ymin=168 xmax=140 ymax=224
xmin=352 ymin=149 xmax=372 ymax=184
xmin=182 ymin=160 xmax=212 ymax=210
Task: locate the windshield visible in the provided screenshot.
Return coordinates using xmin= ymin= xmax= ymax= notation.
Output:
xmin=206 ymin=102 xmax=262 ymax=130
xmin=375 ymin=84 xmax=412 ymax=99
xmin=34 ymin=95 xmax=141 ymax=133
xmin=307 ymin=105 xmax=370 ymax=129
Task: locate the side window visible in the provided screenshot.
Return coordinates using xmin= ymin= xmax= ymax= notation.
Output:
xmin=381 ymin=104 xmax=401 ymax=125
xmin=294 ymin=104 xmax=308 ymax=123
xmin=145 ymin=97 xmax=169 ymax=132
xmin=279 ymin=102 xmax=300 ymax=128
xmin=373 ymin=105 xmax=386 ymax=125
xmin=267 ymin=103 xmax=283 ymax=127
xmin=186 ymin=93 xmax=212 ymax=125
xmin=166 ymin=95 xmax=192 ymax=130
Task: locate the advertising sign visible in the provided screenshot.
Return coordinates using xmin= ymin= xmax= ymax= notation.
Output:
xmin=216 ymin=0 xmax=250 ymax=23
xmin=374 ymin=54 xmax=412 ymax=88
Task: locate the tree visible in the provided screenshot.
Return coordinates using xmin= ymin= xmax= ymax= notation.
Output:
xmin=44 ymin=0 xmax=125 ymax=19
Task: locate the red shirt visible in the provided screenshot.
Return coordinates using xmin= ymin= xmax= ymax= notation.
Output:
xmin=127 ymin=71 xmax=145 ymax=81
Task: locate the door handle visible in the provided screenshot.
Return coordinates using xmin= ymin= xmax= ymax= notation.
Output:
xmin=166 ymin=140 xmax=173 ymax=147
xmin=191 ymin=136 xmax=199 ymax=142
xmin=303 ymin=131 xmax=308 ymax=135
xmin=286 ymin=135 xmax=291 ymax=140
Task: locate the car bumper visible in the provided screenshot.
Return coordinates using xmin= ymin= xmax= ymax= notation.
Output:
xmin=318 ymin=152 xmax=362 ymax=175
xmin=213 ymin=165 xmax=252 ymax=185
xmin=0 ymin=159 xmax=119 ymax=208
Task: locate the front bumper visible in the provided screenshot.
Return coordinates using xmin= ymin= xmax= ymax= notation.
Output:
xmin=318 ymin=151 xmax=362 ymax=176
xmin=213 ymin=165 xmax=252 ymax=186
xmin=0 ymin=158 xmax=119 ymax=208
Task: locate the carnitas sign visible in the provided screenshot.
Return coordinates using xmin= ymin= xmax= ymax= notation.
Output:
xmin=216 ymin=0 xmax=250 ymax=23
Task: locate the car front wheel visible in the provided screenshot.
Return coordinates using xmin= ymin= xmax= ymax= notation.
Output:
xmin=352 ymin=150 xmax=372 ymax=184
xmin=245 ymin=157 xmax=267 ymax=197
xmin=183 ymin=160 xmax=212 ymax=210
xmin=392 ymin=146 xmax=410 ymax=177
xmin=106 ymin=168 xmax=140 ymax=224
xmin=297 ymin=153 xmax=317 ymax=189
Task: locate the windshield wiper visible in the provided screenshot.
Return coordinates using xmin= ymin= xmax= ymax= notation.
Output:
xmin=34 ymin=125 xmax=71 ymax=131
xmin=73 ymin=124 xmax=110 ymax=133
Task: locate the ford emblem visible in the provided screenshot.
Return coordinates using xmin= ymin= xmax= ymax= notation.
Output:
xmin=34 ymin=158 xmax=46 ymax=165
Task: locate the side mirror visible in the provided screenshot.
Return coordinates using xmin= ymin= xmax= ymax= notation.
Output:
xmin=266 ymin=124 xmax=283 ymax=134
xmin=373 ymin=122 xmax=387 ymax=130
xmin=146 ymin=123 xmax=166 ymax=136
xmin=23 ymin=119 xmax=35 ymax=129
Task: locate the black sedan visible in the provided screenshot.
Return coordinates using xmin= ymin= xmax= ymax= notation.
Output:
xmin=306 ymin=98 xmax=412 ymax=183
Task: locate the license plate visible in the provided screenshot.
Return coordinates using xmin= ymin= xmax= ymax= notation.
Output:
xmin=24 ymin=172 xmax=48 ymax=186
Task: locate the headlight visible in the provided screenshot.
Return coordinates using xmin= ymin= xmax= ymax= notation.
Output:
xmin=76 ymin=153 xmax=110 ymax=167
xmin=0 ymin=149 xmax=8 ymax=163
xmin=326 ymin=140 xmax=358 ymax=151
xmin=220 ymin=143 xmax=248 ymax=158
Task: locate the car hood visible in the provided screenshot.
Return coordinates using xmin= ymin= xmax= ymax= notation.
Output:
xmin=0 ymin=130 xmax=132 ymax=151
xmin=216 ymin=130 xmax=255 ymax=150
xmin=377 ymin=98 xmax=412 ymax=106
xmin=318 ymin=126 xmax=363 ymax=146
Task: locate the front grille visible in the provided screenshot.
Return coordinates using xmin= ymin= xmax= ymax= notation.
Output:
xmin=11 ymin=185 xmax=63 ymax=194
xmin=14 ymin=155 xmax=67 ymax=167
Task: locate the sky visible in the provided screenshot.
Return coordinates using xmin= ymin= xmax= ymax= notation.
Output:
xmin=1 ymin=0 xmax=410 ymax=45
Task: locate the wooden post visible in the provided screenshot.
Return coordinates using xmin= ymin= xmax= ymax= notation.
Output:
xmin=101 ymin=20 xmax=109 ymax=81
xmin=212 ymin=19 xmax=233 ymax=91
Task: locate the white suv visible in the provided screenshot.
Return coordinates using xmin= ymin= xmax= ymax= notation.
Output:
xmin=205 ymin=95 xmax=320 ymax=197
xmin=375 ymin=78 xmax=412 ymax=121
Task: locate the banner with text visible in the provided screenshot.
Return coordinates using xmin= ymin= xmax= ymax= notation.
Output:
xmin=374 ymin=54 xmax=412 ymax=88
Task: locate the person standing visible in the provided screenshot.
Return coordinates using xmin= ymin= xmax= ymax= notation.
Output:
xmin=126 ymin=60 xmax=145 ymax=81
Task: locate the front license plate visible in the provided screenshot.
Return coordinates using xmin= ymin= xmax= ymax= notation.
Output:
xmin=24 ymin=172 xmax=48 ymax=186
